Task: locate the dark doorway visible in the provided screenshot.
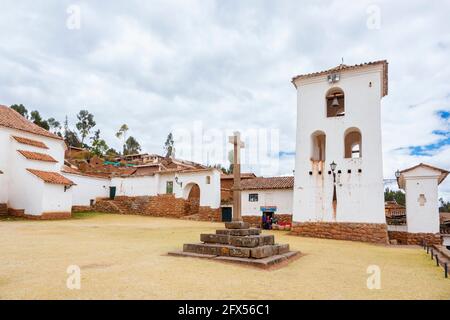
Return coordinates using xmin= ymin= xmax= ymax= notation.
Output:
xmin=262 ymin=211 xmax=273 ymax=229
xmin=221 ymin=207 xmax=232 ymax=222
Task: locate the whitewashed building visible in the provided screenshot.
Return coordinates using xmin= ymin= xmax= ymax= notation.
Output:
xmin=0 ymin=105 xmax=74 ymax=218
xmin=291 ymin=61 xmax=389 ymax=243
xmin=394 ymin=163 xmax=449 ymax=245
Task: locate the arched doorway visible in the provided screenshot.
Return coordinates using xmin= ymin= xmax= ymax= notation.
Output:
xmin=183 ymin=183 xmax=200 ymax=215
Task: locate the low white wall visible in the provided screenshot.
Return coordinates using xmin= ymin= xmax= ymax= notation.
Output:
xmin=241 ymin=189 xmax=293 ymax=216
xmin=42 ymin=184 xmax=73 ymax=213
xmin=63 ymin=173 xmax=110 ymax=206
xmin=112 ymin=176 xmax=157 ymax=197
xmin=405 ymin=177 xmax=440 ymax=233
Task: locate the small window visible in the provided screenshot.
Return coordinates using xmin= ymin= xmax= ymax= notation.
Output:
xmin=206 ymin=176 xmax=211 ymax=184
xmin=166 ymin=181 xmax=173 ymax=194
xmin=249 ymin=193 xmax=258 ymax=202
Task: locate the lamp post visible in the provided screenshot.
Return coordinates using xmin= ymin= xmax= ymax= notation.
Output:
xmin=330 ymin=161 xmax=337 ymax=220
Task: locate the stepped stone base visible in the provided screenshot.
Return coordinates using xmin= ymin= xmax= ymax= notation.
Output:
xmin=169 ymin=221 xmax=300 ymax=269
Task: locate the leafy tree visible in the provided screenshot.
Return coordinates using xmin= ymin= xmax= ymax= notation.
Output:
xmin=105 ymin=148 xmax=119 ymax=159
xmin=47 ymin=117 xmax=62 ymax=136
xmin=439 ymin=198 xmax=450 ymax=212
xmin=63 ymin=116 xmax=81 ymax=147
xmin=164 ymin=132 xmax=175 ymax=158
xmin=90 ymin=129 xmax=109 ymax=156
xmin=115 ymin=124 xmax=129 ymax=155
xmin=384 ymin=188 xmax=406 ymax=206
xmin=124 ymin=136 xmax=141 ymax=155
xmin=10 ymin=104 xmax=28 ymax=118
xmin=76 ymin=110 xmax=96 ymax=146
xmin=30 ymin=110 xmax=50 ymax=130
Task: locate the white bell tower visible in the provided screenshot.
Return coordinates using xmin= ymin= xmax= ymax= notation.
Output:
xmin=292 ymin=61 xmax=388 ymax=230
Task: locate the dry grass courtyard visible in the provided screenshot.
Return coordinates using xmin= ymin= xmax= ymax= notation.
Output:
xmin=0 ymin=213 xmax=448 ymax=300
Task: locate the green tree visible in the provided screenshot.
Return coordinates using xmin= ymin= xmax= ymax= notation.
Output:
xmin=164 ymin=132 xmax=175 ymax=158
xmin=10 ymin=104 xmax=28 ymax=118
xmin=115 ymin=124 xmax=129 ymax=155
xmin=76 ymin=110 xmax=96 ymax=146
xmin=47 ymin=117 xmax=62 ymax=136
xmin=63 ymin=116 xmax=81 ymax=147
xmin=124 ymin=136 xmax=141 ymax=155
xmin=90 ymin=131 xmax=109 ymax=157
xmin=439 ymin=198 xmax=450 ymax=212
xmin=384 ymin=188 xmax=406 ymax=206
xmin=30 ymin=110 xmax=50 ymax=130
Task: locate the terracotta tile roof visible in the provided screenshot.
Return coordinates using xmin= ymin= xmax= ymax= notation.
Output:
xmin=61 ymin=165 xmax=111 ymax=180
xmin=0 ymin=105 xmax=62 ymax=140
xmin=12 ymin=136 xmax=49 ymax=149
xmin=291 ymin=60 xmax=388 ymax=97
xmin=399 ymin=163 xmax=449 ymax=186
xmin=221 ymin=173 xmax=257 ymax=179
xmin=17 ymin=150 xmax=57 ymax=162
xmin=240 ymin=176 xmax=294 ymax=190
xmin=27 ymin=168 xmax=75 ymax=185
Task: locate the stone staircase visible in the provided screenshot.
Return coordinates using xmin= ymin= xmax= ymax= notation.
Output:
xmin=169 ymin=221 xmax=300 ymax=269
xmin=0 ymin=203 xmax=8 ymax=216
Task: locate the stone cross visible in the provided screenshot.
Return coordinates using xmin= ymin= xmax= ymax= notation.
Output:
xmin=228 ymin=131 xmax=245 ymax=222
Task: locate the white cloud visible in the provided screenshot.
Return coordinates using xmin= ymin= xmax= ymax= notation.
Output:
xmin=0 ymin=0 xmax=449 ymax=198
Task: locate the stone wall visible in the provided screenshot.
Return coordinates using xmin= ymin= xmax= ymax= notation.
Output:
xmin=388 ymin=231 xmax=442 ymax=245
xmin=290 ymin=221 xmax=389 ymax=244
xmin=7 ymin=208 xmax=71 ymax=220
xmin=243 ymin=214 xmax=293 ymax=227
xmin=92 ymin=195 xmax=221 ymax=221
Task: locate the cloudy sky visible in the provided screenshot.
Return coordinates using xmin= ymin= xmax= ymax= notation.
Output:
xmin=0 ymin=0 xmax=449 ymax=199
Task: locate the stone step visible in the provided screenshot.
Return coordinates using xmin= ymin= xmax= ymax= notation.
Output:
xmin=216 ymin=228 xmax=261 ymax=236
xmin=214 ymin=251 xmax=300 ymax=269
xmin=200 ymin=233 xmax=274 ymax=247
xmin=169 ymin=250 xmax=301 ymax=269
xmin=225 ymin=221 xmax=250 ymax=229
xmin=183 ymin=242 xmax=290 ymax=259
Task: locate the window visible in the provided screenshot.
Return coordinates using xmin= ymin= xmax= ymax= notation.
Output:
xmin=166 ymin=181 xmax=173 ymax=194
xmin=311 ymin=130 xmax=326 ymax=161
xmin=206 ymin=176 xmax=211 ymax=184
xmin=326 ymin=88 xmax=345 ymax=117
xmin=249 ymin=193 xmax=258 ymax=202
xmin=344 ymin=128 xmax=362 ymax=158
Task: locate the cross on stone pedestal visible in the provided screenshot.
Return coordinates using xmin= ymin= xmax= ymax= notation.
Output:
xmin=228 ymin=131 xmax=245 ymax=222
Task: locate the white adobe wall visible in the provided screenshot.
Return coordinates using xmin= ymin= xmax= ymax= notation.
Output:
xmin=241 ymin=189 xmax=293 ymax=216
xmin=0 ymin=128 xmax=9 ymax=203
xmin=42 ymin=183 xmax=73 ymax=213
xmin=293 ymin=65 xmax=385 ymax=224
xmin=112 ymin=175 xmax=157 ymax=197
xmin=402 ymin=167 xmax=441 ymax=233
xmin=157 ymin=169 xmax=221 ymax=208
xmin=1 ymin=126 xmax=69 ymax=215
xmin=63 ymin=173 xmax=110 ymax=206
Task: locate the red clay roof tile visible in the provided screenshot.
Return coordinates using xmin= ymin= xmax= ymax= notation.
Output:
xmin=27 ymin=168 xmax=75 ymax=185
xmin=18 ymin=150 xmax=57 ymax=162
xmin=0 ymin=105 xmax=62 ymax=140
xmin=240 ymin=176 xmax=294 ymax=190
xmin=12 ymin=136 xmax=49 ymax=149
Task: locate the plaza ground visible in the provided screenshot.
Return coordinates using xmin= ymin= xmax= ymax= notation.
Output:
xmin=0 ymin=213 xmax=448 ymax=299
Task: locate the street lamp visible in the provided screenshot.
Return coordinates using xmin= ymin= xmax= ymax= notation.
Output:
xmin=330 ymin=161 xmax=338 ymax=220
xmin=330 ymin=161 xmax=337 ymax=172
